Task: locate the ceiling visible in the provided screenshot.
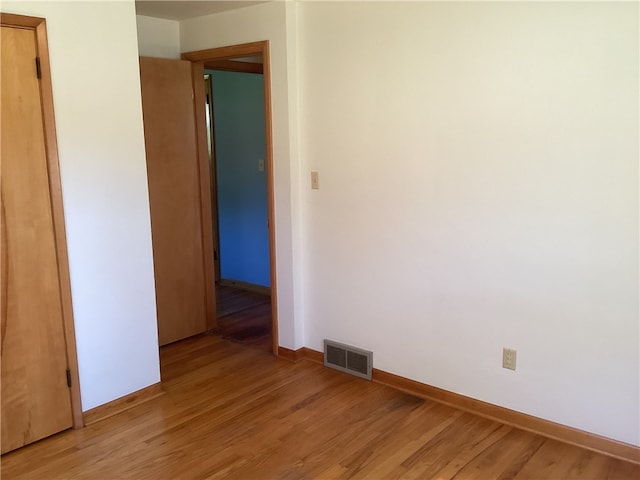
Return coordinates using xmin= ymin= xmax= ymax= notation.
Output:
xmin=135 ymin=1 xmax=268 ymax=21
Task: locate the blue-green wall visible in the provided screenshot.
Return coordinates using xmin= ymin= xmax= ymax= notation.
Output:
xmin=209 ymin=70 xmax=269 ymax=287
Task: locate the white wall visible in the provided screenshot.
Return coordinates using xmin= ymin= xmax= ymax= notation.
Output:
xmin=180 ymin=1 xmax=304 ymax=349
xmin=299 ymin=2 xmax=639 ymax=446
xmin=3 ymin=1 xmax=160 ymax=410
xmin=1 ymin=0 xmax=634 ymax=449
xmin=136 ymin=15 xmax=180 ymax=59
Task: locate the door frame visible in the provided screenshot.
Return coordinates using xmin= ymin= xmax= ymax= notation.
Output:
xmin=203 ymin=74 xmax=222 ymax=283
xmin=182 ymin=41 xmax=279 ymax=355
xmin=0 ymin=13 xmax=83 ymax=428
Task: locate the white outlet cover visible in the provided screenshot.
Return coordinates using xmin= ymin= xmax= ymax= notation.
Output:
xmin=502 ymin=348 xmax=517 ymax=371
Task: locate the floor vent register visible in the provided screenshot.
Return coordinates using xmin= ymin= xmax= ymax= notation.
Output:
xmin=323 ymin=339 xmax=373 ymax=380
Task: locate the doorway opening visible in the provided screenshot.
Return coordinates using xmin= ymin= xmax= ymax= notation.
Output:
xmin=183 ymin=42 xmax=278 ymax=355
xmin=205 ymin=66 xmax=271 ymax=352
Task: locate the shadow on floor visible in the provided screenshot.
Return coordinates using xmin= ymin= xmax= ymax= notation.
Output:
xmin=210 ymin=285 xmax=272 ymax=351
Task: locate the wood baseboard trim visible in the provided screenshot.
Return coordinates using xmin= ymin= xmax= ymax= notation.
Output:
xmin=373 ymin=369 xmax=639 ymax=464
xmin=219 ymin=278 xmax=270 ymax=296
xmin=298 ymin=347 xmax=639 ymax=464
xmin=83 ymin=383 xmax=164 ymax=426
xmin=277 ymin=346 xmax=306 ymax=362
xmin=301 ymin=347 xmax=323 ymax=364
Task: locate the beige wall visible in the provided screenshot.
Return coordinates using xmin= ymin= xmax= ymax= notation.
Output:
xmin=299 ymin=1 xmax=639 ymax=445
xmin=136 ymin=15 xmax=180 ymax=59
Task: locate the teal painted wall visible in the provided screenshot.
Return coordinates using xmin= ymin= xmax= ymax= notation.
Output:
xmin=209 ymin=70 xmax=269 ymax=287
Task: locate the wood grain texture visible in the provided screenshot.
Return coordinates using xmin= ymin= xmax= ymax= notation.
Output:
xmin=301 ymin=347 xmax=324 ymax=364
xmin=1 ymin=335 xmax=637 ymax=479
xmin=1 ymin=24 xmax=73 ymax=453
xmin=204 ymin=59 xmax=263 ymax=75
xmin=139 ymin=56 xmax=207 ymax=346
xmin=203 ymin=74 xmax=222 ymax=283
xmin=83 ymin=383 xmax=164 ymax=426
xmin=261 ymin=42 xmax=279 ymax=358
xmin=219 ymin=278 xmax=270 ymax=296
xmin=1 ymin=12 xmax=82 ymax=431
xmin=372 ymin=369 xmax=640 ymax=465
xmin=191 ymin=61 xmax=217 ymax=332
xmin=301 ymin=347 xmax=640 ymax=464
xmin=1 ymin=194 xmax=6 ymax=351
xmin=0 ymin=12 xmax=42 ymax=27
xmin=182 ymin=41 xmax=269 ymax=63
xmin=277 ymin=346 xmax=302 ymax=363
xmin=33 ymin=17 xmax=83 ymax=430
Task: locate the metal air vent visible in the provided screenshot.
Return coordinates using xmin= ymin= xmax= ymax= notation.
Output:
xmin=323 ymin=339 xmax=373 ymax=380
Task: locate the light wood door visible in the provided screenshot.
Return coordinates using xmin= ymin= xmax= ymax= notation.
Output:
xmin=139 ymin=57 xmax=207 ymax=346
xmin=1 ymin=25 xmax=73 ymax=454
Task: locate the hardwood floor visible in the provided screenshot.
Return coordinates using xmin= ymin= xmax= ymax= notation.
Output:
xmin=213 ymin=285 xmax=271 ymax=352
xmin=2 ymin=333 xmax=638 ymax=479
xmin=216 ymin=285 xmax=270 ymax=318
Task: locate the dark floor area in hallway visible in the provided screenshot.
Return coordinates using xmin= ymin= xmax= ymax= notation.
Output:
xmin=211 ymin=284 xmax=272 ymax=352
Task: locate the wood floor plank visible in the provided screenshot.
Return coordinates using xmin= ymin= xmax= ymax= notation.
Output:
xmin=2 ymin=331 xmax=638 ymax=480
xmin=450 ymin=428 xmax=546 ymax=480
xmin=427 ymin=423 xmax=513 ymax=480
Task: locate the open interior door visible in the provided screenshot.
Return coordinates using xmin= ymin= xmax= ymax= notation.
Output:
xmin=139 ymin=57 xmax=208 ymax=346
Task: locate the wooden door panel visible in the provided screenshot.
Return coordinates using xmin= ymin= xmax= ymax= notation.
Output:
xmin=139 ymin=57 xmax=207 ymax=346
xmin=1 ymin=25 xmax=72 ymax=454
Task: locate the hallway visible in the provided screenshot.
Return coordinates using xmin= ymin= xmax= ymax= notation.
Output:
xmin=212 ymin=285 xmax=271 ymax=352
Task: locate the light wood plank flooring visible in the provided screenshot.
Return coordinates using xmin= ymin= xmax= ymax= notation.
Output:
xmin=2 ymin=333 xmax=638 ymax=479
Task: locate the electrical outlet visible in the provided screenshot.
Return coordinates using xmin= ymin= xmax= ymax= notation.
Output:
xmin=503 ymin=348 xmax=517 ymax=371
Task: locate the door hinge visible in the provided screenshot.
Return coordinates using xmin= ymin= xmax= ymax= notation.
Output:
xmin=35 ymin=57 xmax=42 ymax=79
xmin=66 ymin=368 xmax=72 ymax=388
